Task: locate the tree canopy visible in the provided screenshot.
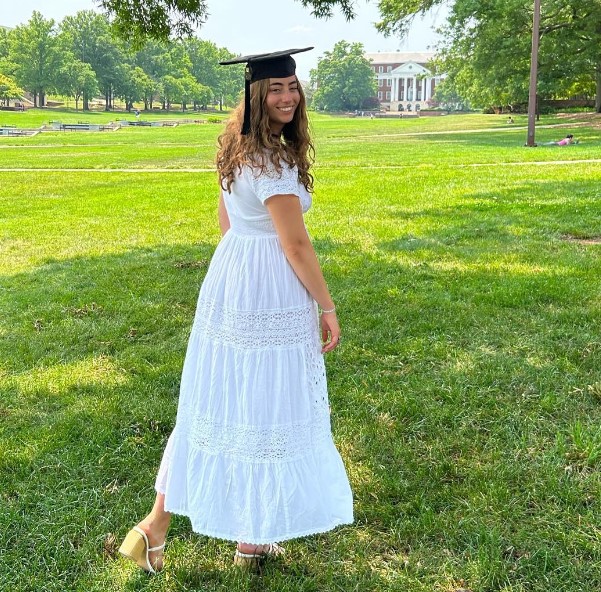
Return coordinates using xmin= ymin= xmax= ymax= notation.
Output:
xmin=0 ymin=73 xmax=23 ymax=104
xmin=298 ymin=0 xmax=601 ymax=111
xmin=3 ymin=2 xmax=599 ymax=112
xmin=432 ymin=0 xmax=601 ymax=111
xmin=310 ymin=41 xmax=376 ymax=111
xmin=97 ymin=0 xmax=209 ymax=46
xmin=0 ymin=9 xmax=243 ymax=111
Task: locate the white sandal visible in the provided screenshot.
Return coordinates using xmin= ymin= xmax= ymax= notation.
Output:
xmin=233 ymin=543 xmax=285 ymax=569
xmin=118 ymin=525 xmax=165 ymax=574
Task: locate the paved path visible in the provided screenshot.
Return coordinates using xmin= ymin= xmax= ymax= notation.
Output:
xmin=1 ymin=159 xmax=601 ymax=173
xmin=0 ymin=167 xmax=215 ymax=173
xmin=344 ymin=122 xmax=592 ymax=140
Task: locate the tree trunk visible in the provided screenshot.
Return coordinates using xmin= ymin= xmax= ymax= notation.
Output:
xmin=83 ymin=91 xmax=89 ymax=111
xmin=33 ymin=92 xmax=38 ymax=107
xmin=105 ymin=85 xmax=113 ymax=110
xmin=596 ymin=67 xmax=601 ymax=113
xmin=39 ymin=91 xmax=45 ymax=107
xmin=75 ymin=96 xmax=79 ymax=111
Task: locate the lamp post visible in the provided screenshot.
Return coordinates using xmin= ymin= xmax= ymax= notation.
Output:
xmin=526 ymin=0 xmax=541 ymax=146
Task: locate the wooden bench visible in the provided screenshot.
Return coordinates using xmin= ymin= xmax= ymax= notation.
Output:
xmin=60 ymin=123 xmax=92 ymax=131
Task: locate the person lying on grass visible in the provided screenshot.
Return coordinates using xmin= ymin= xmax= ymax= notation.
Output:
xmin=543 ymin=134 xmax=578 ymax=146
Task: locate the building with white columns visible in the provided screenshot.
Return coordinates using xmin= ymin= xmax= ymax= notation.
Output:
xmin=365 ymin=52 xmax=444 ymax=112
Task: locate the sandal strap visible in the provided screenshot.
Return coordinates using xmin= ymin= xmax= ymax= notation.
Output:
xmin=132 ymin=526 xmax=165 ymax=552
xmin=234 ymin=543 xmax=283 ymax=558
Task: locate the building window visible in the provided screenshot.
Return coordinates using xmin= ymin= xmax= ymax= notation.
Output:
xmin=378 ymin=66 xmax=384 ymax=73
xmin=378 ymin=79 xmax=384 ymax=87
xmin=387 ymin=66 xmax=392 ymax=72
xmin=386 ymin=91 xmax=391 ymax=100
xmin=378 ymin=91 xmax=383 ymax=100
xmin=388 ymin=79 xmax=392 ymax=87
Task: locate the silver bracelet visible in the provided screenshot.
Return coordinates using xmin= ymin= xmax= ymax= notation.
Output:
xmin=321 ymin=306 xmax=336 ymax=314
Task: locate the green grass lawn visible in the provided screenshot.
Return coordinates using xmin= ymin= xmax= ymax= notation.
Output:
xmin=1 ymin=109 xmax=601 ymax=591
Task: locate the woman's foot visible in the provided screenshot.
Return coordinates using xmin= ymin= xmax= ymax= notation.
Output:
xmin=236 ymin=543 xmax=278 ymax=555
xmin=118 ymin=493 xmax=171 ymax=574
xmin=134 ymin=518 xmax=169 ymax=572
xmin=234 ymin=542 xmax=285 ymax=570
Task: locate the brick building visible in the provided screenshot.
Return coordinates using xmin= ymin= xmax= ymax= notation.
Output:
xmin=365 ymin=52 xmax=444 ymax=112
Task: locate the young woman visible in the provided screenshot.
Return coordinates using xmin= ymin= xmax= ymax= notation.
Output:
xmin=118 ymin=48 xmax=353 ymax=573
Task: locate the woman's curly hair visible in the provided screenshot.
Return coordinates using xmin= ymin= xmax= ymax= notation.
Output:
xmin=216 ymin=77 xmax=314 ymax=193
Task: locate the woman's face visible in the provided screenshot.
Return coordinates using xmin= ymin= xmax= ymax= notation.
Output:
xmin=264 ymin=75 xmax=300 ymax=134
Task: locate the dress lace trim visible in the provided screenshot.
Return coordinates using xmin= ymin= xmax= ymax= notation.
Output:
xmin=249 ymin=162 xmax=312 ymax=212
xmin=186 ymin=414 xmax=333 ymax=463
xmin=191 ymin=299 xmax=318 ymax=349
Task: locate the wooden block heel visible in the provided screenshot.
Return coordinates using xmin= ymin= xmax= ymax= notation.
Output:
xmin=118 ymin=526 xmax=165 ymax=574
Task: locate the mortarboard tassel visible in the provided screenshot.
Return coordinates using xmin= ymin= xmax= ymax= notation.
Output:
xmin=242 ymin=67 xmax=252 ymax=135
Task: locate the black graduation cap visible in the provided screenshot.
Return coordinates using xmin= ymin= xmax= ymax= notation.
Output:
xmin=219 ymin=47 xmax=313 ymax=135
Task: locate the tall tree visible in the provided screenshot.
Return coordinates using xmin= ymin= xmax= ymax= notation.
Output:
xmin=113 ymin=63 xmax=143 ymax=111
xmin=8 ymin=12 xmax=64 ymax=107
xmin=183 ymin=38 xmax=219 ymax=107
xmin=60 ymin=11 xmax=124 ymax=111
xmin=432 ymin=0 xmax=601 ymax=111
xmin=57 ymin=59 xmax=99 ymax=110
xmin=214 ymin=47 xmax=244 ymax=110
xmin=178 ymin=74 xmax=210 ymax=110
xmin=310 ymin=41 xmax=376 ymax=111
xmin=159 ymin=74 xmax=184 ymax=109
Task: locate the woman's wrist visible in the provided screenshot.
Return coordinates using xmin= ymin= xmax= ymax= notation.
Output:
xmin=320 ymin=305 xmax=336 ymax=314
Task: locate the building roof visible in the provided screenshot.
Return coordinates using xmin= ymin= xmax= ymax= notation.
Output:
xmin=365 ymin=51 xmax=435 ymax=65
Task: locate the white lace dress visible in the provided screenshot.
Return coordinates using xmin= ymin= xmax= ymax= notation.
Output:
xmin=155 ymin=160 xmax=353 ymax=544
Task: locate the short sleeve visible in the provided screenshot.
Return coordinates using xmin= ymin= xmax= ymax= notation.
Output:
xmin=250 ymin=160 xmax=301 ymax=204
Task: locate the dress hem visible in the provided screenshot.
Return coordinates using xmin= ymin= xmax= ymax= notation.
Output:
xmin=156 ymin=488 xmax=353 ymax=544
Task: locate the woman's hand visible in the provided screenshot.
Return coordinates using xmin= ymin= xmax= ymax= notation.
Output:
xmin=321 ymin=311 xmax=340 ymax=353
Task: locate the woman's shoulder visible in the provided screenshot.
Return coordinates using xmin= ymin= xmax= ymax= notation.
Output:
xmin=248 ymin=154 xmax=298 ymax=178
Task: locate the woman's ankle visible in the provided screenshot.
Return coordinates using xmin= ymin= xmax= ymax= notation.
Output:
xmin=138 ymin=516 xmax=170 ymax=541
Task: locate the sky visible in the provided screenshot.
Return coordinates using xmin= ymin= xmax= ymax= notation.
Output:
xmin=2 ymin=0 xmax=449 ymax=80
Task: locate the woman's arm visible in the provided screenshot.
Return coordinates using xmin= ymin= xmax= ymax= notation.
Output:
xmin=218 ymin=190 xmax=230 ymax=236
xmin=265 ymin=194 xmax=340 ymax=352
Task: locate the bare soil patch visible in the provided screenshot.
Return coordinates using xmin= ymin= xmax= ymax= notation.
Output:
xmin=561 ymin=234 xmax=601 ymax=245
